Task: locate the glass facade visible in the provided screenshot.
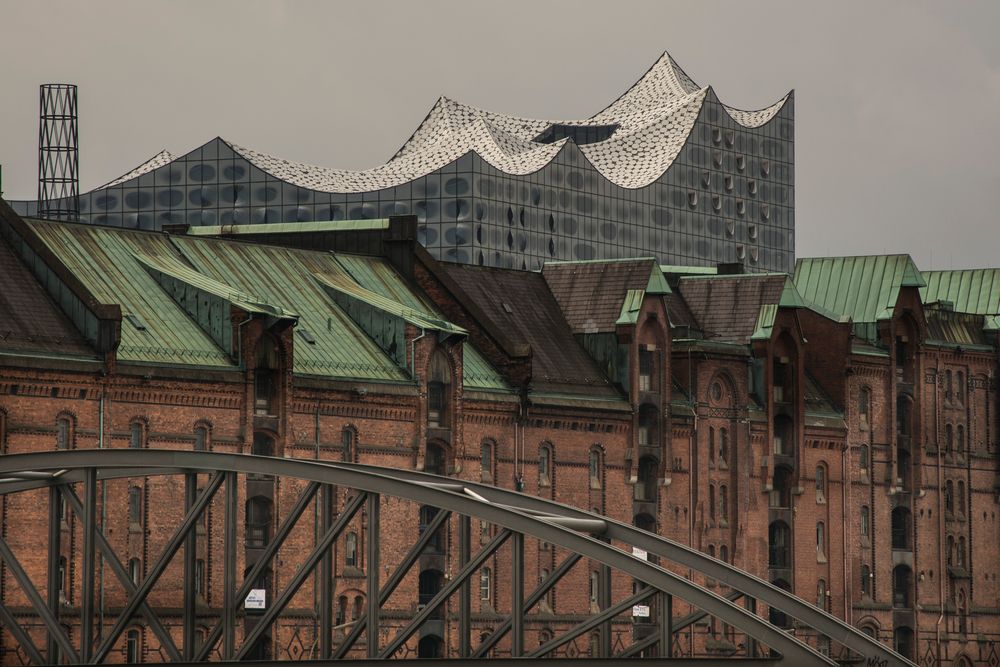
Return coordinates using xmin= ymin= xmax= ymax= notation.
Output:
xmin=12 ymin=78 xmax=794 ymax=274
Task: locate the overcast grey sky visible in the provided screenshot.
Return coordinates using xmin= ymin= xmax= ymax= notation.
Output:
xmin=1 ymin=0 xmax=998 ymax=268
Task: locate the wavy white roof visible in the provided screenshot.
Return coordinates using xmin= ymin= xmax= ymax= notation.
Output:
xmin=107 ymin=52 xmax=790 ymax=194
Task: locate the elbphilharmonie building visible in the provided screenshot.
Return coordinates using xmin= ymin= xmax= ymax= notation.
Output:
xmin=11 ymin=53 xmax=794 ymax=272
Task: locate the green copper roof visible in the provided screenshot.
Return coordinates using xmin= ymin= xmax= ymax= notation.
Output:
xmin=921 ymin=269 xmax=1000 ymax=316
xmin=186 ymin=219 xmax=390 ymax=236
xmin=27 ymin=220 xmax=235 ymax=367
xmin=333 ymin=254 xmax=511 ymax=392
xmin=794 ymin=255 xmax=924 ymax=341
xmin=167 ymin=237 xmax=407 ymax=381
xmin=660 ymin=264 xmax=718 ymax=276
xmin=616 ymin=289 xmax=645 ymax=325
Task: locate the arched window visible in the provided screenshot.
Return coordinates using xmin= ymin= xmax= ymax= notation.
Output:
xmin=479 ymin=567 xmax=491 ymax=601
xmin=341 ymin=427 xmax=357 ymax=463
xmin=719 ymin=428 xmax=729 ymax=464
xmin=893 ymin=626 xmax=914 ymax=659
xmin=720 ymin=485 xmax=729 ymax=522
xmin=859 ymin=387 xmax=871 ymax=428
xmin=957 ymin=480 xmax=966 ymax=516
xmin=897 ymin=448 xmax=911 ymax=491
xmin=634 ymin=456 xmax=658 ymax=502
xmin=816 ymin=579 xmax=828 ymax=610
xmin=538 ymin=443 xmax=552 ymax=487
xmin=129 ymin=420 xmax=145 ymax=449
xmin=419 ymin=506 xmax=444 ymax=553
xmin=252 ymin=432 xmax=274 ymax=457
xmin=589 ymin=447 xmax=602 ymax=489
xmin=195 ymin=559 xmax=205 ymax=598
xmin=945 ymin=370 xmax=954 ymax=402
xmin=56 ymin=415 xmax=73 ymax=450
xmin=126 ymin=628 xmax=140 ymax=664
xmin=128 ymin=558 xmax=141 ymax=586
xmin=816 ymin=521 xmax=826 ymax=558
xmin=859 ymin=445 xmax=870 ymax=474
xmin=956 ymin=372 xmax=965 ymax=405
xmin=861 ymin=624 xmax=877 ymax=639
xmin=892 ymin=506 xmax=911 ymax=550
xmin=194 ymin=424 xmax=209 ymax=451
xmin=589 ymin=570 xmax=599 ymax=603
xmin=945 ymin=423 xmax=953 ymax=457
xmin=254 ymin=336 xmax=280 ymax=416
xmin=709 ymin=427 xmax=716 ymax=464
xmin=768 ymin=521 xmax=790 ymax=568
xmin=957 ymin=425 xmax=965 ymax=456
xmin=336 ymin=596 xmax=347 ymax=625
xmin=638 ymin=341 xmax=658 ymax=393
xmin=770 ymin=466 xmax=792 ymax=508
xmin=958 ymin=590 xmax=968 ymax=634
xmin=957 ymin=536 xmax=967 ymax=569
xmin=425 ymin=442 xmax=447 ymax=476
xmin=861 ymin=564 xmax=871 ymax=598
xmin=345 ymin=532 xmax=358 ymax=568
xmin=129 ymin=486 xmax=142 ymax=527
xmin=426 ymin=350 xmax=451 ymax=428
xmin=892 ymin=565 xmax=912 ymax=608
xmin=418 ymin=570 xmax=444 ymax=619
xmin=709 ymin=485 xmax=716 ymax=521
xmin=948 ymin=535 xmax=956 ymax=566
xmin=719 ymin=544 xmax=729 ymax=563
xmin=481 ymin=440 xmax=494 ymax=482
xmin=815 ymin=464 xmax=827 ymax=503
xmin=417 ymin=635 xmax=443 ymax=659
xmin=769 ymin=579 xmax=791 ymax=627
xmin=896 ymin=395 xmax=911 ymax=436
xmin=245 ymin=496 xmax=272 ymax=548
xmin=945 ymin=480 xmax=954 ymax=514
xmin=861 ymin=506 xmax=870 ymax=539
xmin=352 ymin=595 xmax=364 ymax=621
xmin=637 ymin=404 xmax=658 ymax=447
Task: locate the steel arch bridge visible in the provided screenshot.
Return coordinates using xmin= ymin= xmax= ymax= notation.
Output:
xmin=0 ymin=451 xmax=911 ymax=666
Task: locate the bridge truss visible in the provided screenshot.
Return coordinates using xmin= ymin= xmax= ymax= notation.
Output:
xmin=0 ymin=451 xmax=911 ymax=665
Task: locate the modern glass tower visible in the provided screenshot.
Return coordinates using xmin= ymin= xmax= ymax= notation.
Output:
xmin=11 ymin=53 xmax=794 ymax=272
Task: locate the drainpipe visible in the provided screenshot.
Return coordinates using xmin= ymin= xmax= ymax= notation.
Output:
xmin=842 ymin=443 xmax=850 ymax=622
xmin=97 ymin=385 xmax=108 ymax=644
xmin=935 ymin=359 xmax=945 ymax=660
xmin=409 ymin=328 xmax=427 ymax=378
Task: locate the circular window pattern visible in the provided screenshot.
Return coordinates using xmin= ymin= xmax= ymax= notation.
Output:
xmin=711 ymin=381 xmax=724 ymax=403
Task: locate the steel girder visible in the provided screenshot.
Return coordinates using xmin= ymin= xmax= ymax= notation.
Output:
xmin=0 ymin=450 xmax=913 ymax=666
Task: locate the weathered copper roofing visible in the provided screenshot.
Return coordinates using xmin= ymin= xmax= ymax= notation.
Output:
xmin=924 ymin=306 xmax=993 ymax=349
xmin=166 ymin=237 xmax=408 ymax=381
xmin=27 ymin=220 xmax=235 ymax=367
xmin=921 ymin=269 xmax=1000 ymax=317
xmin=332 ymin=254 xmax=510 ymax=392
xmin=542 ymin=258 xmax=670 ymax=334
xmin=794 ymin=255 xmax=924 ymax=341
xmin=438 ymin=263 xmax=621 ymax=398
xmin=0 ymin=229 xmax=95 ymax=359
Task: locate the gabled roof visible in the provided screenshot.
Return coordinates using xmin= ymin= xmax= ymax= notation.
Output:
xmin=331 ymin=254 xmax=509 ymax=392
xmin=542 ymin=258 xmax=669 ymax=334
xmin=794 ymin=255 xmax=924 ymax=324
xmin=0 ymin=228 xmax=95 ymax=359
xmin=676 ymin=274 xmax=793 ymax=343
xmin=920 ymin=269 xmax=1000 ymax=316
xmin=27 ymin=220 xmax=235 ymax=368
xmin=437 ymin=263 xmax=620 ymax=398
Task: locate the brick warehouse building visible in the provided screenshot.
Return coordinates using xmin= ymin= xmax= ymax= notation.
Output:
xmin=0 ymin=199 xmax=999 ymax=665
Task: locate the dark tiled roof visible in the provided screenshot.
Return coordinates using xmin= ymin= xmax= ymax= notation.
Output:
xmin=541 ymin=259 xmax=667 ymax=333
xmin=439 ymin=264 xmax=620 ymax=397
xmin=0 ymin=232 xmax=95 ymax=358
xmin=664 ymin=291 xmax=699 ymax=332
xmin=677 ymin=274 xmax=787 ymax=343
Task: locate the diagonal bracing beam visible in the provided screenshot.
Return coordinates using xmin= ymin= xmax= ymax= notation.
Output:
xmin=380 ymin=528 xmax=512 ymax=659
xmin=234 ymin=492 xmax=367 ymax=660
xmin=332 ymin=506 xmax=453 ymax=659
xmin=529 ymin=587 xmax=656 ymax=658
xmin=91 ymin=472 xmax=224 ymax=663
xmin=195 ymin=480 xmax=321 ymax=661
xmin=0 ymin=600 xmax=46 ymax=666
xmin=60 ymin=485 xmax=182 ymax=662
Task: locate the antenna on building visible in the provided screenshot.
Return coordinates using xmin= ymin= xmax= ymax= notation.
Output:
xmin=37 ymin=83 xmax=79 ymax=220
